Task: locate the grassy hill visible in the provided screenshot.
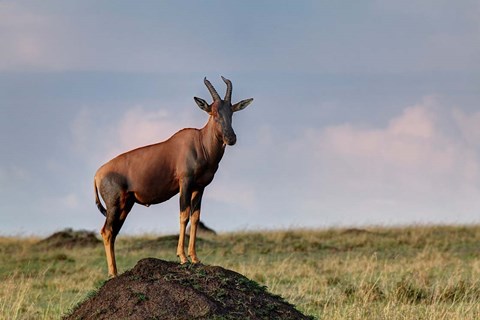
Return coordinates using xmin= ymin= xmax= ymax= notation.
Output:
xmin=1 ymin=225 xmax=480 ymax=319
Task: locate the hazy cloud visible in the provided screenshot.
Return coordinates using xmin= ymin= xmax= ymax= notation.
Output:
xmin=0 ymin=2 xmax=51 ymax=70
xmin=2 ymin=2 xmax=478 ymax=73
xmin=71 ymin=105 xmax=188 ymax=165
xmin=281 ymin=97 xmax=480 ymax=223
xmin=0 ymin=165 xmax=30 ymax=190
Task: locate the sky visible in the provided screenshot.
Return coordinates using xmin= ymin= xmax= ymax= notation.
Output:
xmin=1 ymin=1 xmax=480 ymax=235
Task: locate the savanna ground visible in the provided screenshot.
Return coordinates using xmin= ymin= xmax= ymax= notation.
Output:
xmin=1 ymin=225 xmax=480 ymax=319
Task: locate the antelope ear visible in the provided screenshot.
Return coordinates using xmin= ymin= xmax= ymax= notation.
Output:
xmin=194 ymin=97 xmax=211 ymax=113
xmin=232 ymin=98 xmax=253 ymax=112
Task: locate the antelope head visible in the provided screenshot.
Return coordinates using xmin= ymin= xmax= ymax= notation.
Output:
xmin=194 ymin=77 xmax=253 ymax=146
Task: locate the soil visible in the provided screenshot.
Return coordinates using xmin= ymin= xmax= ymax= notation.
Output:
xmin=37 ymin=228 xmax=101 ymax=249
xmin=64 ymin=258 xmax=313 ymax=320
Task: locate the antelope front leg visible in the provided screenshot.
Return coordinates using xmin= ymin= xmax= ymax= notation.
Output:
xmin=177 ymin=210 xmax=190 ymax=264
xmin=177 ymin=182 xmax=191 ymax=264
xmin=188 ymin=189 xmax=203 ymax=263
xmin=188 ymin=210 xmax=200 ymax=263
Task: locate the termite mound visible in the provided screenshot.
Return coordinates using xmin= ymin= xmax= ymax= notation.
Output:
xmin=64 ymin=258 xmax=313 ymax=320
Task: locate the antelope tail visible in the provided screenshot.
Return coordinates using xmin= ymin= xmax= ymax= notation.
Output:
xmin=94 ymin=178 xmax=107 ymax=217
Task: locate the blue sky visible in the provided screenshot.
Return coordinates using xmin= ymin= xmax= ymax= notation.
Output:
xmin=1 ymin=1 xmax=479 ymax=235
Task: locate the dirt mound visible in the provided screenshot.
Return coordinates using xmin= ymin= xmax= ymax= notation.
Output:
xmin=341 ymin=228 xmax=372 ymax=235
xmin=65 ymin=258 xmax=313 ymax=320
xmin=187 ymin=220 xmax=217 ymax=236
xmin=133 ymin=234 xmax=214 ymax=251
xmin=37 ymin=228 xmax=101 ymax=249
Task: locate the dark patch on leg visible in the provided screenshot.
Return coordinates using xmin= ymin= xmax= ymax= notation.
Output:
xmin=99 ymin=172 xmax=129 ymax=210
xmin=191 ymin=189 xmax=204 ymax=213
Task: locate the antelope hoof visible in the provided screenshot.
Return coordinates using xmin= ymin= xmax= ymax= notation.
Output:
xmin=191 ymin=257 xmax=201 ymax=264
xmin=179 ymin=255 xmax=189 ymax=264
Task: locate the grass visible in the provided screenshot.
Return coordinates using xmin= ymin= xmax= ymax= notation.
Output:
xmin=1 ymin=225 xmax=480 ymax=319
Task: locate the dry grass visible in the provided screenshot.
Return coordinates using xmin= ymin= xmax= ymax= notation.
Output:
xmin=1 ymin=225 xmax=480 ymax=319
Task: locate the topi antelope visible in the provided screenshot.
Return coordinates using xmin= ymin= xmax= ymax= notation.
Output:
xmin=94 ymin=77 xmax=253 ymax=277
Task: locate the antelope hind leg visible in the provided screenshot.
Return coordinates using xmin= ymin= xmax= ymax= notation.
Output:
xmin=100 ymin=197 xmax=132 ymax=277
xmin=101 ymin=223 xmax=117 ymax=277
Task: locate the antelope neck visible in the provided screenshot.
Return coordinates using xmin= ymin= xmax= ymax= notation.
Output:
xmin=200 ymin=116 xmax=225 ymax=164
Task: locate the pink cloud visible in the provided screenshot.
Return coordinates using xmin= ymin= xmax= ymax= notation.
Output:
xmin=318 ymin=97 xmax=456 ymax=173
xmin=281 ymin=96 xmax=480 ymax=223
xmin=114 ymin=107 xmax=182 ymax=155
xmin=71 ymin=105 xmax=197 ymax=166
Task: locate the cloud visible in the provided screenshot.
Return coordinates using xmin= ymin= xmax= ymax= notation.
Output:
xmin=0 ymin=2 xmax=64 ymax=71
xmin=45 ymin=193 xmax=79 ymax=210
xmin=276 ymin=96 xmax=480 ymax=224
xmin=453 ymin=108 xmax=480 ymax=147
xmin=2 ymin=2 xmax=478 ymax=74
xmin=204 ymin=177 xmax=256 ymax=208
xmin=318 ymin=97 xmax=452 ymax=171
xmin=114 ymin=107 xmax=181 ymax=154
xmin=0 ymin=165 xmax=30 ymax=191
xmin=0 ymin=2 xmax=262 ymax=73
xmin=71 ymin=104 xmax=201 ymax=167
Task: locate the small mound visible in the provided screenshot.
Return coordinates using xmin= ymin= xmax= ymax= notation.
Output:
xmin=37 ymin=228 xmax=101 ymax=249
xmin=341 ymin=228 xmax=372 ymax=235
xmin=187 ymin=220 xmax=217 ymax=236
xmin=135 ymin=234 xmax=214 ymax=251
xmin=65 ymin=258 xmax=313 ymax=320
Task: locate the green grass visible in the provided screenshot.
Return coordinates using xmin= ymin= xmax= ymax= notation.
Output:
xmin=1 ymin=225 xmax=480 ymax=319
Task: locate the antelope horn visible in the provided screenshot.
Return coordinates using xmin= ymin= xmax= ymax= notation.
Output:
xmin=204 ymin=77 xmax=220 ymax=101
xmin=221 ymin=76 xmax=232 ymax=102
